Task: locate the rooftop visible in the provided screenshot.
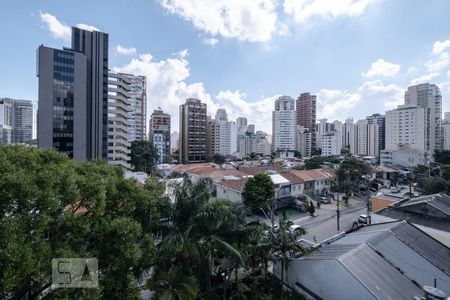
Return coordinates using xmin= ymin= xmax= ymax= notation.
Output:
xmin=290 ymin=168 xmax=336 ymax=182
xmin=377 ymin=193 xmax=450 ymax=232
xmin=215 ymin=177 xmax=247 ymax=192
xmin=287 ymin=221 xmax=450 ymax=299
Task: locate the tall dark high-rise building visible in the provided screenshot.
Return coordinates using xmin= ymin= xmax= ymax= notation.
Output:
xmin=366 ymin=113 xmax=385 ymax=155
xmin=179 ymin=98 xmax=207 ymax=164
xmin=37 ymin=27 xmax=108 ymax=160
xmin=296 ymin=92 xmax=317 ymax=150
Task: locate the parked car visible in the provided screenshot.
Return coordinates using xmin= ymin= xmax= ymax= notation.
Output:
xmin=289 ymin=224 xmax=303 ymax=232
xmin=320 ymin=196 xmax=331 ymax=204
xmin=358 ymin=214 xmax=369 ymax=224
xmin=390 ymin=186 xmax=401 ymax=193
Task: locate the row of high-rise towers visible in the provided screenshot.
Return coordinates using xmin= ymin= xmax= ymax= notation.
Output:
xmin=37 ymin=27 xmax=146 ymax=169
xmin=272 ymin=93 xmax=317 ymax=156
xmin=178 ymin=93 xmax=317 ymax=164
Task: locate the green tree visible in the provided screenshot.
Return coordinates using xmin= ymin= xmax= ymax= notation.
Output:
xmin=155 ymin=178 xmax=245 ymax=298
xmin=442 ymin=165 xmax=450 ymax=181
xmin=213 ymin=153 xmax=226 ymax=165
xmin=337 ymin=157 xmax=371 ymax=192
xmin=340 ymin=147 xmax=350 ymax=155
xmin=149 ymin=266 xmax=198 ymax=300
xmin=308 ymin=201 xmax=315 ymax=216
xmin=418 ymin=176 xmax=450 ymax=195
xmin=0 ymin=145 xmax=162 ymax=299
xmin=434 ymin=150 xmax=450 ymax=164
xmin=270 ymin=213 xmax=306 ymax=297
xmin=304 ymin=156 xmax=340 ymax=170
xmin=243 ymin=173 xmax=275 ymax=213
xmin=293 ymin=150 xmax=302 ymax=158
xmin=130 ymin=140 xmax=159 ymax=174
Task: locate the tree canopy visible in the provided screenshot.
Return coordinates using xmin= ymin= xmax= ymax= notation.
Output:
xmin=1 ymin=145 xmax=306 ymax=299
xmin=337 ymin=157 xmax=371 ymax=192
xmin=0 ymin=145 xmax=167 ymax=299
xmin=434 ymin=150 xmax=450 ymax=165
xmin=243 ymin=173 xmax=275 ymax=213
xmin=304 ymin=156 xmax=339 ymax=170
xmin=130 ymin=140 xmax=159 ymax=174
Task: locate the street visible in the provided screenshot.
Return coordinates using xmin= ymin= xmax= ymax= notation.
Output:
xmin=292 ymin=198 xmax=367 ymax=243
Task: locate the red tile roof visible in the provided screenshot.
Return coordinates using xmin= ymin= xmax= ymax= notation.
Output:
xmin=290 ymin=168 xmax=336 ymax=182
xmin=215 ymin=178 xmax=247 ymax=192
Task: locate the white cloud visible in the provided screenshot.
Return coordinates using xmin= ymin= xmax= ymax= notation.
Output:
xmin=203 ymin=38 xmax=219 ymax=46
xmin=317 ymin=89 xmax=362 ymax=121
xmin=115 ymin=44 xmax=137 ymax=55
xmin=113 ymin=50 xmax=218 ymax=133
xmin=425 ymin=52 xmax=449 ymax=72
xmin=362 ymin=58 xmax=401 ymax=77
xmin=215 ymin=90 xmax=279 ymax=133
xmin=432 ymin=38 xmax=450 ymax=55
xmin=39 ymin=11 xmax=71 ymax=42
xmin=40 ymin=12 xmax=100 ymax=43
xmin=76 ymin=23 xmax=99 ymax=32
xmin=410 ymin=72 xmax=440 ymax=85
xmin=284 ymin=0 xmax=379 ymax=23
xmin=159 ymin=0 xmax=278 ymax=42
xmin=358 ymin=80 xmax=404 ymax=109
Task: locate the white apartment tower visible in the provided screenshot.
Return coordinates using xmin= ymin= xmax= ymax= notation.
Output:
xmin=332 ymin=120 xmax=344 ymax=152
xmin=272 ymin=96 xmax=296 ymax=151
xmin=122 ymin=74 xmax=147 ymax=141
xmin=385 ymin=105 xmax=429 ymax=152
xmin=207 ymin=109 xmax=237 ymax=157
xmin=442 ymin=112 xmax=450 ymax=150
xmin=343 ymin=118 xmax=355 ymax=153
xmin=107 ymin=73 xmax=132 ymax=169
xmin=321 ymin=132 xmax=339 ymax=156
xmin=404 ymin=83 xmax=442 ymax=153
xmin=296 ymin=126 xmax=312 ymax=158
xmin=353 ymin=119 xmax=379 ymax=157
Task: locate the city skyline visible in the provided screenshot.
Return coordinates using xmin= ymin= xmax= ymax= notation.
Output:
xmin=1 ymin=1 xmax=450 ymax=134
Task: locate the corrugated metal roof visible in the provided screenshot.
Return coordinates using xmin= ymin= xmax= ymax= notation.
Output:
xmin=370 ymin=233 xmax=450 ymax=295
xmin=287 ymin=221 xmax=450 ymax=299
xmin=342 ymin=245 xmax=422 ymax=300
xmin=377 ymin=209 xmax=450 ymax=232
xmin=305 ymin=244 xmax=356 ymax=259
xmin=391 ymin=222 xmax=450 ymax=275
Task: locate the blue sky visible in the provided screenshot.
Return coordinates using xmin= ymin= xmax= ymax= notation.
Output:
xmin=1 ymin=0 xmax=450 ymax=133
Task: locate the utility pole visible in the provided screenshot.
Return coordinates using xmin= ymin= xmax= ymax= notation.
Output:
xmin=271 ymin=196 xmax=275 ymax=232
xmin=366 ymin=179 xmax=371 ymax=225
xmin=336 ymin=192 xmax=340 ymax=231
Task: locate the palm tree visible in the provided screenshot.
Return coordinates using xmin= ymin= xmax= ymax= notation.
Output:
xmin=155 ymin=178 xmax=245 ymax=298
xmin=148 ymin=266 xmax=198 ymax=300
xmin=270 ymin=213 xmax=306 ymax=297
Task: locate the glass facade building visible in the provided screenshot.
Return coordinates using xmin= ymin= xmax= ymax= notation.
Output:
xmin=52 ymin=50 xmax=75 ymax=155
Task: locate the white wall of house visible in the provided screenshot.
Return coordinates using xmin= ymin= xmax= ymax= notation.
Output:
xmin=216 ymin=185 xmax=244 ymax=203
xmin=291 ymin=183 xmax=304 ymax=198
xmin=314 ymin=179 xmax=334 ymax=195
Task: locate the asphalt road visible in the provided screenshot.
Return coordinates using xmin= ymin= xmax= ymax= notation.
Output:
xmin=292 ymin=199 xmax=367 ymax=243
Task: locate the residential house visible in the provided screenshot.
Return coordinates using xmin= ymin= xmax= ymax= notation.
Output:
xmin=291 ymin=168 xmax=336 ymax=197
xmin=281 ymin=221 xmax=450 ymax=299
xmin=374 ymin=193 xmax=450 ymax=247
xmin=215 ymin=177 xmax=247 ymax=204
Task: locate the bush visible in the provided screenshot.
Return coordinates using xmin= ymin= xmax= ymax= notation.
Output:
xmin=308 ymin=201 xmax=315 ymax=216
